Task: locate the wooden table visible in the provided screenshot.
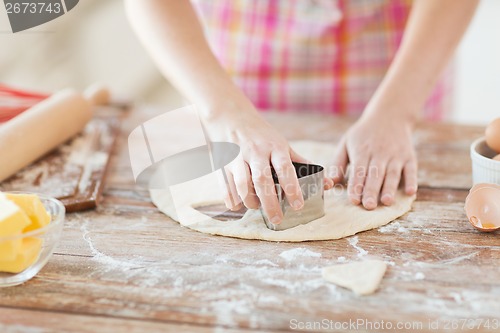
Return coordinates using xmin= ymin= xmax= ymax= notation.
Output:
xmin=1 ymin=107 xmax=499 ymax=333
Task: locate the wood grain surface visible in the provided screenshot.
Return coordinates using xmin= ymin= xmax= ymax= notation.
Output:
xmin=1 ymin=106 xmax=498 ymax=333
xmin=0 ymin=107 xmax=122 ymax=212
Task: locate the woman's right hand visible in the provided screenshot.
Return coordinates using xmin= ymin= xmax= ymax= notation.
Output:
xmin=125 ymin=0 xmax=330 ymax=226
xmin=200 ymin=99 xmax=332 ymax=226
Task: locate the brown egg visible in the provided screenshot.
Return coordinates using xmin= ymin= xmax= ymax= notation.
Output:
xmin=465 ymin=184 xmax=500 ymax=232
xmin=485 ymin=118 xmax=500 ymax=153
xmin=494 ymin=154 xmax=500 ymax=161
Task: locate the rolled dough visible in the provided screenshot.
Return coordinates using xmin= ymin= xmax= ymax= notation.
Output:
xmin=150 ymin=141 xmax=415 ymax=242
xmin=322 ymin=260 xmax=388 ymax=295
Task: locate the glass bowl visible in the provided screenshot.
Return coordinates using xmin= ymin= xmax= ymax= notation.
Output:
xmin=0 ymin=193 xmax=65 ymax=287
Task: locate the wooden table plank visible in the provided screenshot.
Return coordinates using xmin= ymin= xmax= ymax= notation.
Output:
xmin=2 ymin=188 xmax=499 ymax=331
xmin=263 ymin=113 xmax=483 ymax=190
xmin=0 ymin=308 xmax=258 ymax=333
xmin=0 ymin=106 xmax=497 ymax=333
xmin=106 ymin=109 xmax=483 ymax=193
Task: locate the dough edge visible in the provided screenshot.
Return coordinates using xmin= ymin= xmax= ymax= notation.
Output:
xmin=150 ymin=140 xmax=416 ymax=242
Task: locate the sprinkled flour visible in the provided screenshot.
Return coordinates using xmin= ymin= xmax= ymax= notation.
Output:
xmin=278 ymin=248 xmax=322 ymax=261
xmin=347 ymin=236 xmax=368 ymax=257
xmin=378 ymin=221 xmax=409 ymax=234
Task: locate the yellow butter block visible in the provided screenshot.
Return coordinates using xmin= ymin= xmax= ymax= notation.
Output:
xmin=0 ymin=239 xmax=23 ymax=261
xmin=0 ymin=237 xmax=42 ymax=273
xmin=0 ymin=199 xmax=31 ymax=237
xmin=6 ymin=193 xmax=51 ymax=232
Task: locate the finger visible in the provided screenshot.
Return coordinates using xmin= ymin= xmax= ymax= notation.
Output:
xmin=216 ymin=167 xmax=232 ymax=209
xmin=219 ymin=167 xmax=241 ymax=210
xmin=324 ymin=177 xmax=334 ymax=190
xmin=249 ymin=159 xmax=283 ymax=225
xmin=361 ymin=159 xmax=387 ymax=210
xmin=271 ymin=152 xmax=304 ymax=211
xmin=348 ymin=156 xmax=369 ymax=205
xmin=331 ymin=137 xmax=348 ymax=184
xmin=403 ymin=158 xmax=418 ymax=195
xmin=380 ymin=161 xmax=403 ymax=206
xmin=233 ymin=161 xmax=260 ymax=209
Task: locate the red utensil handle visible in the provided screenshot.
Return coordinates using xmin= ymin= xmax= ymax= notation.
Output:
xmin=0 ymin=84 xmax=50 ymax=99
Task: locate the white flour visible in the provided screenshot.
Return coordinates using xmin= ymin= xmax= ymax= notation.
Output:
xmin=378 ymin=221 xmax=409 ymax=234
xmin=72 ymin=211 xmax=496 ymax=328
xmin=347 ymin=236 xmax=368 ymax=257
xmin=80 ymin=218 xmax=138 ymax=271
xmin=76 ymin=213 xmax=342 ymax=327
xmin=278 ymin=248 xmax=322 ymax=261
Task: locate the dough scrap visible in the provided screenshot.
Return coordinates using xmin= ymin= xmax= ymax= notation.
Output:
xmin=322 ymin=260 xmax=388 ymax=295
xmin=150 ymin=141 xmax=415 ymax=242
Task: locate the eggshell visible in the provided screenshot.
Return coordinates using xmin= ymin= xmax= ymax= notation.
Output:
xmin=485 ymin=118 xmax=500 ymax=153
xmin=467 ymin=183 xmax=500 ymax=198
xmin=464 ymin=186 xmax=500 ymax=232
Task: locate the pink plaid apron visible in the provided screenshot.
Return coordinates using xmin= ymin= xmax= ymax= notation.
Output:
xmin=192 ymin=0 xmax=452 ymax=121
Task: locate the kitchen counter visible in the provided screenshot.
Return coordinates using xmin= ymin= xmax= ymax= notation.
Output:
xmin=0 ymin=106 xmax=498 ymax=333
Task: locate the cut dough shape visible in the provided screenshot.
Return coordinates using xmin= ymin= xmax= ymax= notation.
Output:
xmin=150 ymin=141 xmax=415 ymax=242
xmin=322 ymin=260 xmax=388 ymax=295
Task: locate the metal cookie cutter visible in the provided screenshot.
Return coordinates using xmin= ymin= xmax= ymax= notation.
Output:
xmin=262 ymin=162 xmax=325 ymax=231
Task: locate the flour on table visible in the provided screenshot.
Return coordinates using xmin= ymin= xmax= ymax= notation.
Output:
xmin=150 ymin=141 xmax=416 ymax=242
xmin=348 ymin=236 xmax=368 ymax=257
xmin=322 ymin=260 xmax=388 ymax=295
xmin=279 ymin=248 xmax=322 ymax=261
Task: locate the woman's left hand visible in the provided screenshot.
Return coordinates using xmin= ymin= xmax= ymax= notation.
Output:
xmin=331 ymin=113 xmax=418 ymax=210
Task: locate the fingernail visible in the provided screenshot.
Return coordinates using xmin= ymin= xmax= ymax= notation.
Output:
xmin=364 ymin=198 xmax=376 ymax=209
xmin=231 ymin=204 xmax=242 ymax=211
xmin=270 ymin=216 xmax=281 ymax=225
xmin=292 ymin=200 xmax=303 ymax=210
xmin=406 ymin=186 xmax=416 ymax=194
xmin=381 ymin=194 xmax=393 ymax=205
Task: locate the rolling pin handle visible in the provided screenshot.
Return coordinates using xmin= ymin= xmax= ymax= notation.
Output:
xmin=84 ymin=83 xmax=111 ymax=106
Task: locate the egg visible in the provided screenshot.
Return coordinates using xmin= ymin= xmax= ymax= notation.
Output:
xmin=485 ymin=118 xmax=500 ymax=153
xmin=465 ymin=183 xmax=500 ymax=232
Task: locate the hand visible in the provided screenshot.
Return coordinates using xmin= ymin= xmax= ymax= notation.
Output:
xmin=201 ymin=100 xmax=334 ymax=225
xmin=331 ymin=113 xmax=418 ymax=210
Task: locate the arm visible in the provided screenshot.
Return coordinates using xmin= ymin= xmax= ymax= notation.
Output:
xmin=333 ymin=0 xmax=479 ymax=209
xmin=124 ymin=0 xmax=329 ymax=224
xmin=124 ymin=0 xmax=245 ymax=117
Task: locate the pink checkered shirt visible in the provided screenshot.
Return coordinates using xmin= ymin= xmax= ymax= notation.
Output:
xmin=192 ymin=0 xmax=452 ymax=121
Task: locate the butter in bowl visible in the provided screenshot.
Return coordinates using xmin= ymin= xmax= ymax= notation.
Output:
xmin=0 ymin=192 xmax=65 ymax=287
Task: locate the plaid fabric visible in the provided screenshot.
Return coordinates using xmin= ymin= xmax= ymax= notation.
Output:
xmin=192 ymin=0 xmax=452 ymax=120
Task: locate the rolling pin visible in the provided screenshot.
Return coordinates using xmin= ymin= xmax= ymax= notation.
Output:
xmin=0 ymin=89 xmax=93 ymax=183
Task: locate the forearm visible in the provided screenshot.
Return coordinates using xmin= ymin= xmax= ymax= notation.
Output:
xmin=364 ymin=0 xmax=479 ymax=122
xmin=124 ymin=0 xmax=252 ymax=118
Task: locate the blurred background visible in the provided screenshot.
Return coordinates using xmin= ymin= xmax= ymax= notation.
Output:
xmin=0 ymin=0 xmax=498 ymax=125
